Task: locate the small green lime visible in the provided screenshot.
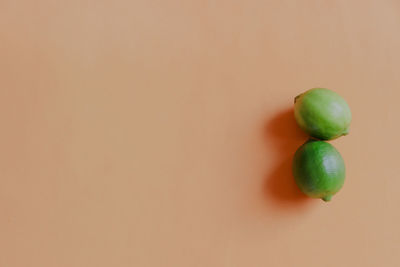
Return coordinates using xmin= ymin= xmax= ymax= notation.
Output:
xmin=292 ymin=140 xmax=345 ymax=202
xmin=294 ymin=88 xmax=351 ymax=140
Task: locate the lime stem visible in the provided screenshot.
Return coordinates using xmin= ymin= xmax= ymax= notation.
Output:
xmin=294 ymin=94 xmax=302 ymax=103
xmin=322 ymin=195 xmax=332 ymax=202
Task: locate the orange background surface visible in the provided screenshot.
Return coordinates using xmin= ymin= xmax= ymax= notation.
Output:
xmin=1 ymin=1 xmax=400 ymax=266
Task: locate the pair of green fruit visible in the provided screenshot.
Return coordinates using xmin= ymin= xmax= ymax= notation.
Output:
xmin=292 ymin=88 xmax=351 ymax=202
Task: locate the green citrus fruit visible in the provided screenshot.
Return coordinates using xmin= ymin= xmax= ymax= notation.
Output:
xmin=292 ymin=140 xmax=345 ymax=202
xmin=294 ymin=88 xmax=351 ymax=140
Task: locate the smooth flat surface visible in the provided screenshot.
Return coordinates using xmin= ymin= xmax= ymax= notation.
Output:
xmin=1 ymin=1 xmax=400 ymax=266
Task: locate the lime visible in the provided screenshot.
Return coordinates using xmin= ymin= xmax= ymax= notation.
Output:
xmin=292 ymin=140 xmax=345 ymax=202
xmin=294 ymin=88 xmax=351 ymax=140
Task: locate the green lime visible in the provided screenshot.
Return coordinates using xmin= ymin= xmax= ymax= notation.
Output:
xmin=294 ymin=88 xmax=351 ymax=140
xmin=292 ymin=140 xmax=345 ymax=202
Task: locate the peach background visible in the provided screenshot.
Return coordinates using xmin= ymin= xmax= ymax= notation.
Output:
xmin=1 ymin=1 xmax=400 ymax=266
